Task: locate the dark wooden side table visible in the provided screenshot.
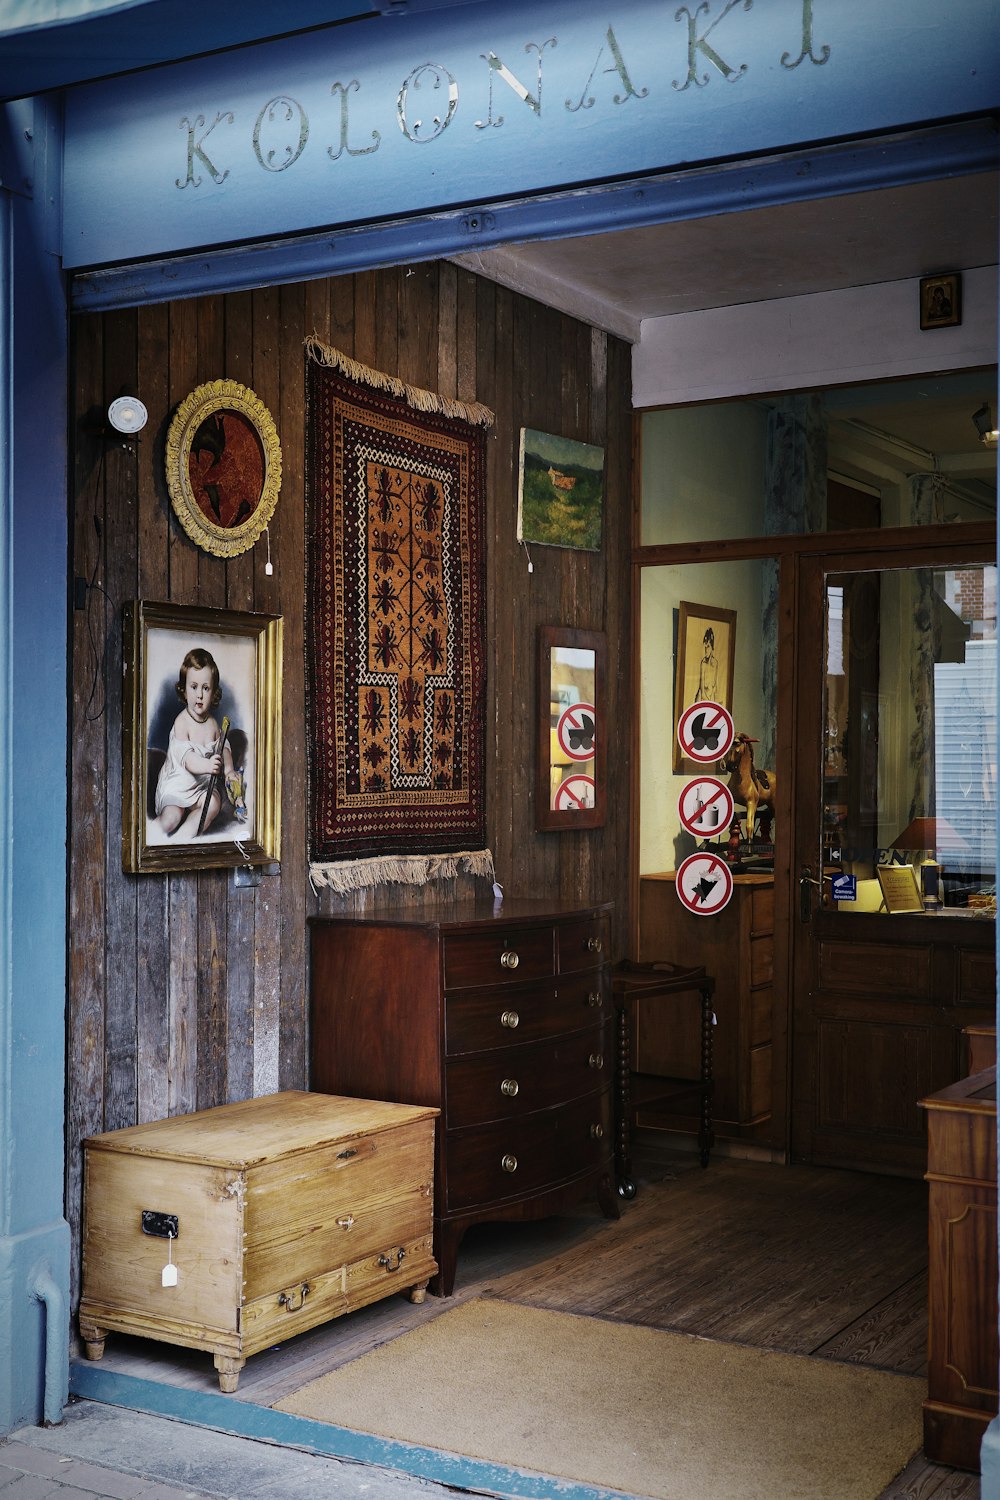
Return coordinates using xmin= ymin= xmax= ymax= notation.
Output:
xmin=612 ymin=961 xmax=716 ymax=1197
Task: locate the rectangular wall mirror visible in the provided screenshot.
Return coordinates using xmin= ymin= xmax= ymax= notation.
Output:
xmin=537 ymin=625 xmax=605 ymax=832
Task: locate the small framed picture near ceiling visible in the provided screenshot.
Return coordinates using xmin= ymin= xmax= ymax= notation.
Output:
xmin=517 ymin=428 xmax=605 ymax=552
xmin=919 ymin=273 xmax=962 ymax=331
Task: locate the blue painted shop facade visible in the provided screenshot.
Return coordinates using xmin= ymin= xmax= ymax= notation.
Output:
xmin=0 ymin=0 xmax=998 ymax=1484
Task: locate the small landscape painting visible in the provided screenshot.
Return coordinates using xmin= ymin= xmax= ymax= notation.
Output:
xmin=517 ymin=428 xmax=605 ymax=552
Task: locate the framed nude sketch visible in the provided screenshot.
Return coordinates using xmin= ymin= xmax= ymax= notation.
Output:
xmin=122 ymin=600 xmax=283 ymax=873
xmin=673 ymin=601 xmax=737 ymax=774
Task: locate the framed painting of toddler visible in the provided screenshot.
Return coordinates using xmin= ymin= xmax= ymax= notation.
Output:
xmin=122 ymin=600 xmax=283 ymax=873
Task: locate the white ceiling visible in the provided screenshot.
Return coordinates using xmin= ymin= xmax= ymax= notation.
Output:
xmin=454 ymin=169 xmax=999 ymax=477
xmin=454 ymin=171 xmax=998 ymax=341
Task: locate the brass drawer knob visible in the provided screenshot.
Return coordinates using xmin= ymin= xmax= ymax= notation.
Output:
xmin=587 ymin=936 xmax=603 ymax=953
xmin=590 ymin=1123 xmax=604 ymax=1140
xmin=501 ymin=1153 xmax=518 ymax=1173
xmin=588 ymin=1052 xmax=604 ymax=1070
xmin=500 ymin=1078 xmax=519 ymax=1097
xmin=587 ymin=991 xmax=602 ymax=1008
xmin=335 ymin=1214 xmax=355 ymax=1231
xmin=500 ymin=949 xmax=520 ymax=970
xmin=500 ymin=1009 xmax=520 ymax=1029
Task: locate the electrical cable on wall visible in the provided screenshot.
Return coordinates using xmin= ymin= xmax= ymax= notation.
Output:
xmin=79 ymin=446 xmax=116 ymax=723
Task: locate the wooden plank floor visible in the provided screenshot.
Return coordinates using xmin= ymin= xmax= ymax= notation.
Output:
xmin=76 ymin=1137 xmax=981 ymax=1499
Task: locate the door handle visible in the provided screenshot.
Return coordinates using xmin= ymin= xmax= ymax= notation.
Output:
xmin=799 ymin=866 xmax=821 ymax=922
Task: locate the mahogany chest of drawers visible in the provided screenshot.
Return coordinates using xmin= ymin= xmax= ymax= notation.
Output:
xmin=78 ymin=1090 xmax=438 ymax=1390
xmin=310 ymin=899 xmax=618 ymax=1295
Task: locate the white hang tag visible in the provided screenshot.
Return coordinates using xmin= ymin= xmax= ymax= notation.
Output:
xmin=162 ymin=1233 xmax=178 ymax=1288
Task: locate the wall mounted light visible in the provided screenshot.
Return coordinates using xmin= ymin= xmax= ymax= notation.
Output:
xmin=107 ymin=388 xmax=148 ymax=437
xmin=972 ymin=402 xmax=998 ymax=445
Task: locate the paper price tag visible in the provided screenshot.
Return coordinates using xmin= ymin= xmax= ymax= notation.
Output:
xmin=162 ymin=1233 xmax=178 ymax=1287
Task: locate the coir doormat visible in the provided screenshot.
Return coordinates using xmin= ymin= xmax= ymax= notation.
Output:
xmin=274 ymin=1297 xmax=924 ymax=1500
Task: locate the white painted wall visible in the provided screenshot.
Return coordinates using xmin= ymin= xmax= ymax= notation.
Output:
xmin=640 ymin=402 xmax=768 ymax=546
xmin=640 ymin=558 xmax=769 ymax=875
xmin=633 ymin=267 xmax=998 ymax=409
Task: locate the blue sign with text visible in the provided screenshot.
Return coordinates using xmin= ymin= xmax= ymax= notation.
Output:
xmin=831 ymin=873 xmax=857 ymax=903
xmin=61 ymin=0 xmax=1000 ymax=267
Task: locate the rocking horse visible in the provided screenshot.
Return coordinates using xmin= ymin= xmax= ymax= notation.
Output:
xmin=721 ymin=733 xmax=776 ymax=844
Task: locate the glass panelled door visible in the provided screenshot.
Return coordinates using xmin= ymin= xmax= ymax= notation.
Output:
xmin=791 ymin=544 xmax=997 ymax=1172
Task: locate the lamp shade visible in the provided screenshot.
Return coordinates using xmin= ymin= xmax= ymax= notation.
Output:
xmin=892 ymin=816 xmax=969 ymax=854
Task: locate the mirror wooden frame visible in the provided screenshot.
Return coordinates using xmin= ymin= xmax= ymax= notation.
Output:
xmin=536 ymin=624 xmax=606 ymax=832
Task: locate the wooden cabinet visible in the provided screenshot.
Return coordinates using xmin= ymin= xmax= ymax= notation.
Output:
xmin=802 ymin=908 xmax=996 ymax=1175
xmin=78 ymin=1091 xmax=437 ymax=1391
xmin=920 ymin=1067 xmax=999 ymax=1472
xmin=637 ymin=873 xmax=772 ymax=1139
xmin=310 ymin=899 xmax=618 ymax=1295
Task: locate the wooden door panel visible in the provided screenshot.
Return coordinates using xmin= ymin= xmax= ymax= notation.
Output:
xmin=959 ymin=949 xmax=997 ymax=1005
xmin=816 ymin=1019 xmax=953 ymax=1136
xmin=816 ymin=938 xmax=931 ymax=998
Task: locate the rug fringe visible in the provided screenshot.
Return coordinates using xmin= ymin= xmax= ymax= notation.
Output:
xmin=304 ymin=334 xmax=495 ymax=429
xmin=309 ymin=848 xmax=495 ymax=896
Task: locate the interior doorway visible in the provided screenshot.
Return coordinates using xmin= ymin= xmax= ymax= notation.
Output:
xmin=633 ymin=371 xmax=998 ymax=1170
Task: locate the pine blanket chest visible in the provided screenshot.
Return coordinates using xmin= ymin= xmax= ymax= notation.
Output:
xmin=78 ymin=1090 xmax=438 ymax=1391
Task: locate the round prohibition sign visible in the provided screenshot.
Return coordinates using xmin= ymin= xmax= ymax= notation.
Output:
xmin=677 ymin=776 xmax=734 ymax=838
xmin=676 ymin=699 xmax=734 ymax=765
xmin=676 ymin=851 xmax=734 ymax=916
xmin=556 ymin=701 xmax=596 ymax=762
xmin=554 ymin=774 xmax=596 ymax=811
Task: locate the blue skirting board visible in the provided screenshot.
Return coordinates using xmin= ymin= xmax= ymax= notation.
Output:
xmin=70 ymin=1358 xmax=633 ymax=1500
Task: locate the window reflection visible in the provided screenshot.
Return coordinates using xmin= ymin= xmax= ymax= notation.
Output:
xmin=641 ymin=371 xmax=997 ymax=547
xmin=824 ymin=565 xmax=996 ymax=916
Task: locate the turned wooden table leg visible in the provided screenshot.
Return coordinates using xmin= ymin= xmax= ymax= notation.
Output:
xmin=698 ymin=980 xmax=716 ymax=1168
xmin=213 ymin=1353 xmax=245 ymax=1393
xmin=79 ymin=1320 xmax=107 ymax=1361
xmin=408 ymin=1280 xmax=430 ymax=1304
xmin=615 ymin=1000 xmax=637 ymax=1200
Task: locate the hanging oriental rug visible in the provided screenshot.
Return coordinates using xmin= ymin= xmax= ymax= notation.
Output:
xmin=304 ymin=337 xmax=494 ymax=894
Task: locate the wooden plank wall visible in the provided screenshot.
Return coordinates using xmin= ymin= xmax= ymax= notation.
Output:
xmin=67 ymin=262 xmax=633 ymax=1297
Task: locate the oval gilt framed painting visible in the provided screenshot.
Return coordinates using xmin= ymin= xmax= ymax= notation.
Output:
xmin=165 ymin=379 xmax=282 ymax=558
